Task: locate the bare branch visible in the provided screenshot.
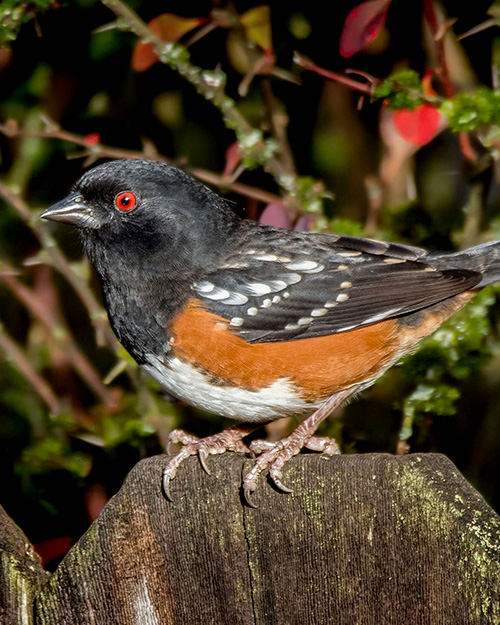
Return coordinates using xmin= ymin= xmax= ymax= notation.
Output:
xmin=0 ymin=322 xmax=62 ymax=414
xmin=0 ymin=121 xmax=282 ymax=205
xmin=0 ymin=179 xmax=116 ymax=348
xmin=1 ymin=270 xmax=118 ymax=408
xmin=294 ymin=52 xmax=374 ymax=95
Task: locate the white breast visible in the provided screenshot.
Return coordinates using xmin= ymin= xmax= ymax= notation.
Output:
xmin=142 ymin=354 xmax=315 ymax=423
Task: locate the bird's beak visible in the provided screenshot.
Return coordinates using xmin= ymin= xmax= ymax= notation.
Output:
xmin=41 ymin=192 xmax=99 ymax=229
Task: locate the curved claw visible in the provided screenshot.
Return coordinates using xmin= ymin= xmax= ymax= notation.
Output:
xmin=242 ymin=486 xmax=258 ymax=509
xmin=162 ymin=471 xmax=174 ymax=502
xmin=198 ymin=448 xmax=211 ymax=475
xmin=270 ymin=473 xmax=293 ymax=494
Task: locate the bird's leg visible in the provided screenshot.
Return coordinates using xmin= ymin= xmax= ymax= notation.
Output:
xmin=243 ymin=387 xmax=358 ymax=504
xmin=163 ymin=423 xmax=257 ymax=500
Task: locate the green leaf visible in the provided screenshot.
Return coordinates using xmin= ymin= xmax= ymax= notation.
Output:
xmin=440 ymin=89 xmax=500 ymax=132
xmin=374 ymin=70 xmax=425 ymax=109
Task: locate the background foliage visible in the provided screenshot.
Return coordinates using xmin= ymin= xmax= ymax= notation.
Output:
xmin=1 ymin=0 xmax=500 ymax=568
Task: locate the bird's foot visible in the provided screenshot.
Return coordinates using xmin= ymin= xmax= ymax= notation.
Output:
xmin=163 ymin=424 xmax=255 ymax=500
xmin=249 ymin=435 xmax=340 ymax=456
xmin=243 ymin=431 xmax=340 ymax=507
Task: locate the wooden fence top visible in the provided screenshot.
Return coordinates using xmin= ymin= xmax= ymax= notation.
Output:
xmin=1 ymin=453 xmax=500 ymax=624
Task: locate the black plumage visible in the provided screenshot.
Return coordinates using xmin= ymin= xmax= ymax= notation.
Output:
xmin=40 ymin=159 xmax=500 ymax=499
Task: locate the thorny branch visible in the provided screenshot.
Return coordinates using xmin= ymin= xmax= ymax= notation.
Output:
xmin=98 ymin=0 xmax=315 ymax=207
xmin=422 ymin=0 xmax=476 ymax=163
xmin=294 ymin=52 xmax=374 ymax=96
xmin=0 ymin=120 xmax=282 ymax=205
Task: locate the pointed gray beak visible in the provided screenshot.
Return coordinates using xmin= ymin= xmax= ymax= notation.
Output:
xmin=41 ymin=192 xmax=100 ymax=229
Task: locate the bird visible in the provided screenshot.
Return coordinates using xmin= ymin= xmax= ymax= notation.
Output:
xmin=41 ymin=158 xmax=500 ymax=504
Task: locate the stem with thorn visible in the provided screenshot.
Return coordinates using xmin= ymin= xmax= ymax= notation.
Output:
xmin=422 ymin=0 xmax=476 ymax=163
xmin=98 ymin=0 xmax=314 ymax=204
xmin=0 ymin=120 xmax=282 ymax=205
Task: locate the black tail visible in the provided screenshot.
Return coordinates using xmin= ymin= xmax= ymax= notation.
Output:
xmin=428 ymin=241 xmax=500 ymax=289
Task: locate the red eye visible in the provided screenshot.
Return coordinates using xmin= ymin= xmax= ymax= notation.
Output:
xmin=115 ymin=191 xmax=137 ymax=212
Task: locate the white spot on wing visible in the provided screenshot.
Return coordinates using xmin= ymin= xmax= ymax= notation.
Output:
xmin=272 ymin=295 xmax=281 ymax=304
xmin=384 ymin=258 xmax=406 ymax=264
xmin=336 ymin=293 xmax=349 ymax=302
xmin=340 ymin=281 xmax=352 ymax=288
xmin=338 ymin=251 xmax=362 ymax=257
xmin=246 ymin=282 xmax=272 ymax=296
xmin=254 ymin=254 xmax=292 ymax=262
xmin=204 ymin=287 xmax=230 ymax=301
xmin=230 ymin=317 xmax=244 ymax=326
xmin=261 ymin=298 xmax=272 ymax=308
xmin=247 ymin=307 xmax=258 ymax=316
xmin=302 ymin=264 xmax=324 ymax=274
xmin=224 ymin=292 xmax=249 ymax=305
xmin=363 ymin=308 xmax=401 ymax=324
xmin=285 ymin=323 xmax=300 ymax=330
xmin=311 ymin=308 xmax=328 ymax=317
xmin=297 ymin=317 xmax=313 ymax=326
xmin=324 ymin=301 xmax=338 ymax=308
xmin=283 ymin=273 xmax=302 ymax=285
xmin=195 ymin=281 xmax=215 ymax=293
xmin=268 ymin=280 xmax=288 ymax=292
xmin=222 ymin=261 xmax=249 ymax=269
xmin=285 ymin=260 xmax=320 ymax=271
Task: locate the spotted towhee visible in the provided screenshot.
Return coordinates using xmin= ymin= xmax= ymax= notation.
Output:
xmin=42 ymin=159 xmax=500 ymax=503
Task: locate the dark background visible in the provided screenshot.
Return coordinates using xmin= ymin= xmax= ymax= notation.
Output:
xmin=1 ymin=0 xmax=499 ymax=569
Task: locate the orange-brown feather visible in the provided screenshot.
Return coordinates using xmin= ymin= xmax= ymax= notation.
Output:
xmin=170 ymin=293 xmax=476 ymax=402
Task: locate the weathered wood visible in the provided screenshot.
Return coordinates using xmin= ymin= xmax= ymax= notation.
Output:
xmin=0 ymin=504 xmax=49 ymax=625
xmin=29 ymin=453 xmax=500 ymax=625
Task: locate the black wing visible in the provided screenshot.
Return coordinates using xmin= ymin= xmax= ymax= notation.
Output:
xmin=192 ymin=226 xmax=481 ymax=343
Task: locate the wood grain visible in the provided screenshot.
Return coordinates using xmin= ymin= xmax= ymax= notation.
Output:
xmin=1 ymin=453 xmax=499 ymax=624
xmin=0 ymin=504 xmax=49 ymax=625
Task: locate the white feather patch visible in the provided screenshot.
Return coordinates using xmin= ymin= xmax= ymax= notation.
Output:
xmin=143 ymin=356 xmax=313 ymax=422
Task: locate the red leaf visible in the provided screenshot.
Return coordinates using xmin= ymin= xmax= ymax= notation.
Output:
xmin=294 ymin=216 xmax=311 ymax=231
xmin=34 ymin=536 xmax=73 ymax=567
xmin=340 ymin=0 xmax=392 ymax=58
xmin=392 ymin=105 xmax=442 ymax=146
xmin=132 ymin=15 xmax=205 ymax=72
xmin=259 ymin=203 xmax=292 ymax=229
xmin=224 ymin=142 xmax=241 ymax=176
xmin=132 ymin=43 xmax=158 ymax=73
xmin=85 ymin=483 xmax=108 ymax=522
xmin=84 ymin=132 xmax=100 ymax=146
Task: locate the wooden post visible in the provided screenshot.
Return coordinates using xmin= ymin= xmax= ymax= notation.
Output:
xmin=1 ymin=453 xmax=500 ymax=624
xmin=0 ymin=504 xmax=49 ymax=624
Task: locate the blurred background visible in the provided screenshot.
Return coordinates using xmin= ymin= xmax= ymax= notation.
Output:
xmin=1 ymin=0 xmax=500 ymax=569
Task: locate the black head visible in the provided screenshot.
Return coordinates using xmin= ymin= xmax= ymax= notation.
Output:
xmin=41 ymin=159 xmax=241 ymax=277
